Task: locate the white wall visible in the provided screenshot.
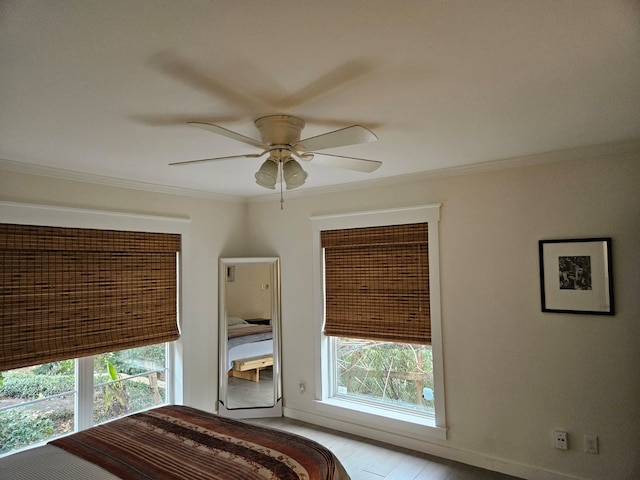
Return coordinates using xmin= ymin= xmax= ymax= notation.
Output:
xmin=226 ymin=263 xmax=272 ymax=319
xmin=246 ymin=152 xmax=640 ymax=480
xmin=0 ymin=170 xmax=247 ymax=412
xmin=2 ymin=150 xmax=639 ymax=480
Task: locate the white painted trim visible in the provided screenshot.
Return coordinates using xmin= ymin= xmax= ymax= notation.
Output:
xmin=283 ymin=406 xmax=582 ymax=480
xmin=0 ymin=200 xmax=190 ymax=232
xmin=309 ymin=204 xmax=446 ymax=436
xmin=426 ymin=208 xmax=446 ymax=428
xmin=75 ymin=357 xmax=94 ymax=431
xmin=310 ymin=203 xmax=441 ymax=228
xmin=314 ymin=398 xmax=446 ymax=440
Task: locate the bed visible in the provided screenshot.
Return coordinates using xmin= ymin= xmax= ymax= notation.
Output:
xmin=227 ymin=317 xmax=274 ymax=374
xmin=0 ymin=404 xmax=350 ymax=480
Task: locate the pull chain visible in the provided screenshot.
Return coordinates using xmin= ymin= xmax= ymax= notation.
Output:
xmin=279 ymin=159 xmax=284 ymax=210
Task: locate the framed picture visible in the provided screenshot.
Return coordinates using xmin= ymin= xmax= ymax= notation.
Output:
xmin=539 ymin=238 xmax=614 ymax=315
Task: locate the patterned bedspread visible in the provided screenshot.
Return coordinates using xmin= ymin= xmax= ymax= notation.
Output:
xmin=50 ymin=405 xmax=350 ymax=480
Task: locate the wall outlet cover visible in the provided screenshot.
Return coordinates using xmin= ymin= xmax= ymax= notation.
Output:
xmin=584 ymin=434 xmax=599 ymax=454
xmin=554 ymin=430 xmax=568 ymax=450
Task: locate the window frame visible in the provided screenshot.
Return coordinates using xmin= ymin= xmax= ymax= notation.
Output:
xmin=311 ymin=205 xmax=447 ymax=441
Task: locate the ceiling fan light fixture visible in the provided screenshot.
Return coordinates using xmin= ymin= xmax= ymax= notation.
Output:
xmin=172 ymin=116 xmax=381 ymax=200
xmin=283 ymin=158 xmax=308 ymax=190
xmin=255 ymin=159 xmax=278 ymax=189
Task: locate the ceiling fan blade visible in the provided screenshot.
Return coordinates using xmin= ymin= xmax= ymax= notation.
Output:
xmin=296 ymin=125 xmax=377 ymax=152
xmin=131 ymin=114 xmax=244 ymax=127
xmin=151 ymin=53 xmax=271 ymax=114
xmin=276 ymin=60 xmax=373 ymax=110
xmin=308 ymin=152 xmax=382 ymax=173
xmin=188 ymin=122 xmax=267 ymax=149
xmin=169 ymin=152 xmax=264 ymax=166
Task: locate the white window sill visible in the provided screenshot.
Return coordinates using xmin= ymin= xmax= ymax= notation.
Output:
xmin=314 ymin=397 xmax=447 ymax=441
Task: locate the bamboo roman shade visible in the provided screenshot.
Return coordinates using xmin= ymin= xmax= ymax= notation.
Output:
xmin=321 ymin=223 xmax=430 ymax=344
xmin=0 ymin=223 xmax=181 ymax=371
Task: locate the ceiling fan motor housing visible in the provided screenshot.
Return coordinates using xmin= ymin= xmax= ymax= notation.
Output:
xmin=254 ymin=115 xmax=305 ymax=146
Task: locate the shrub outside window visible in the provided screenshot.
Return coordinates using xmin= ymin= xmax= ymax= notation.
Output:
xmin=0 ymin=344 xmax=169 ymax=456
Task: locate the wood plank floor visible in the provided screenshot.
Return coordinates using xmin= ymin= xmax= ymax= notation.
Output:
xmin=250 ymin=416 xmax=523 ymax=480
xmin=226 ymin=367 xmax=274 ymax=408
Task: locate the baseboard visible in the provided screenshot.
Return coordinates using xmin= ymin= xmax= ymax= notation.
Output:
xmin=283 ymin=406 xmax=581 ymax=480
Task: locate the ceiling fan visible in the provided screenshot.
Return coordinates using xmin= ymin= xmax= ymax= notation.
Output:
xmin=169 ymin=114 xmax=381 ymax=191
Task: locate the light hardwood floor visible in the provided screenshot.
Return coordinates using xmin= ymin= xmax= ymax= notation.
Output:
xmin=250 ymin=416 xmax=523 ymax=480
xmin=226 ymin=367 xmax=274 ymax=408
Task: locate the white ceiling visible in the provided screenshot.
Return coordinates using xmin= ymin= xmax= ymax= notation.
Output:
xmin=1 ymin=1 xmax=639 ymax=199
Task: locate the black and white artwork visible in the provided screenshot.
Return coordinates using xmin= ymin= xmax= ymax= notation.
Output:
xmin=539 ymin=239 xmax=614 ymax=315
xmin=558 ymin=256 xmax=592 ymax=290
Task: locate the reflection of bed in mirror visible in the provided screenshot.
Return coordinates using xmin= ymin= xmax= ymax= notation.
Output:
xmin=227 ymin=317 xmax=273 ymax=381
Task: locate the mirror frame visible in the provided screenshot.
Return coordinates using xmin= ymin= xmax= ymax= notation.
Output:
xmin=218 ymin=257 xmax=282 ymax=418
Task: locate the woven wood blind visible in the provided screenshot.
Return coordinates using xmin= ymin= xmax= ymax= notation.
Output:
xmin=0 ymin=223 xmax=181 ymax=371
xmin=321 ymin=223 xmax=430 ymax=344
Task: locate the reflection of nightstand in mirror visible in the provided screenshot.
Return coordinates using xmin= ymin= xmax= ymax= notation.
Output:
xmin=245 ymin=318 xmax=271 ymax=325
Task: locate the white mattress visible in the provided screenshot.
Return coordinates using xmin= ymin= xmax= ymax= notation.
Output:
xmin=0 ymin=444 xmax=119 ymax=480
xmin=227 ymin=338 xmax=273 ymax=370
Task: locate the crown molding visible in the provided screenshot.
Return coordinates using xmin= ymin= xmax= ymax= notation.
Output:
xmin=0 ymin=158 xmax=245 ymax=203
xmin=2 ymin=139 xmax=638 ymax=204
xmin=248 ymin=138 xmax=640 ymax=203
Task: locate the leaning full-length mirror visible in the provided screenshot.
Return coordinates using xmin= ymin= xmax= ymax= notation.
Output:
xmin=218 ymin=257 xmax=282 ymax=418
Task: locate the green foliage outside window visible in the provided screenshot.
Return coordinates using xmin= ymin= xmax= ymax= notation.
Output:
xmin=336 ymin=339 xmax=434 ymax=412
xmin=97 ymin=344 xmax=166 ymax=377
xmin=0 ymin=372 xmax=75 ymax=398
xmin=31 ymin=359 xmax=75 ymax=376
xmin=0 ymin=409 xmax=54 ymax=454
xmin=0 ymin=344 xmax=168 ymax=456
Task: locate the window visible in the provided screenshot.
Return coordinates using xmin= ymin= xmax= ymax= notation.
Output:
xmin=0 ymin=361 xmax=76 ymax=455
xmin=91 ymin=344 xmax=169 ymax=425
xmin=334 ymin=339 xmax=434 ymax=415
xmin=0 ymin=214 xmax=183 ymax=456
xmin=0 ymin=344 xmax=170 ymax=456
xmin=311 ymin=205 xmax=446 ymax=440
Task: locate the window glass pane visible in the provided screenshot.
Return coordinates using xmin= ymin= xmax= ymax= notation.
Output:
xmin=0 ymin=362 xmax=76 ymax=455
xmin=93 ymin=344 xmax=167 ymax=424
xmin=335 ymin=338 xmax=434 ymax=414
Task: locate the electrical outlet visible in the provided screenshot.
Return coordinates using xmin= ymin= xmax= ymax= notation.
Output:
xmin=554 ymin=430 xmax=568 ymax=450
xmin=584 ymin=434 xmax=598 ymax=454
xmin=298 ymin=382 xmax=306 ymax=394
